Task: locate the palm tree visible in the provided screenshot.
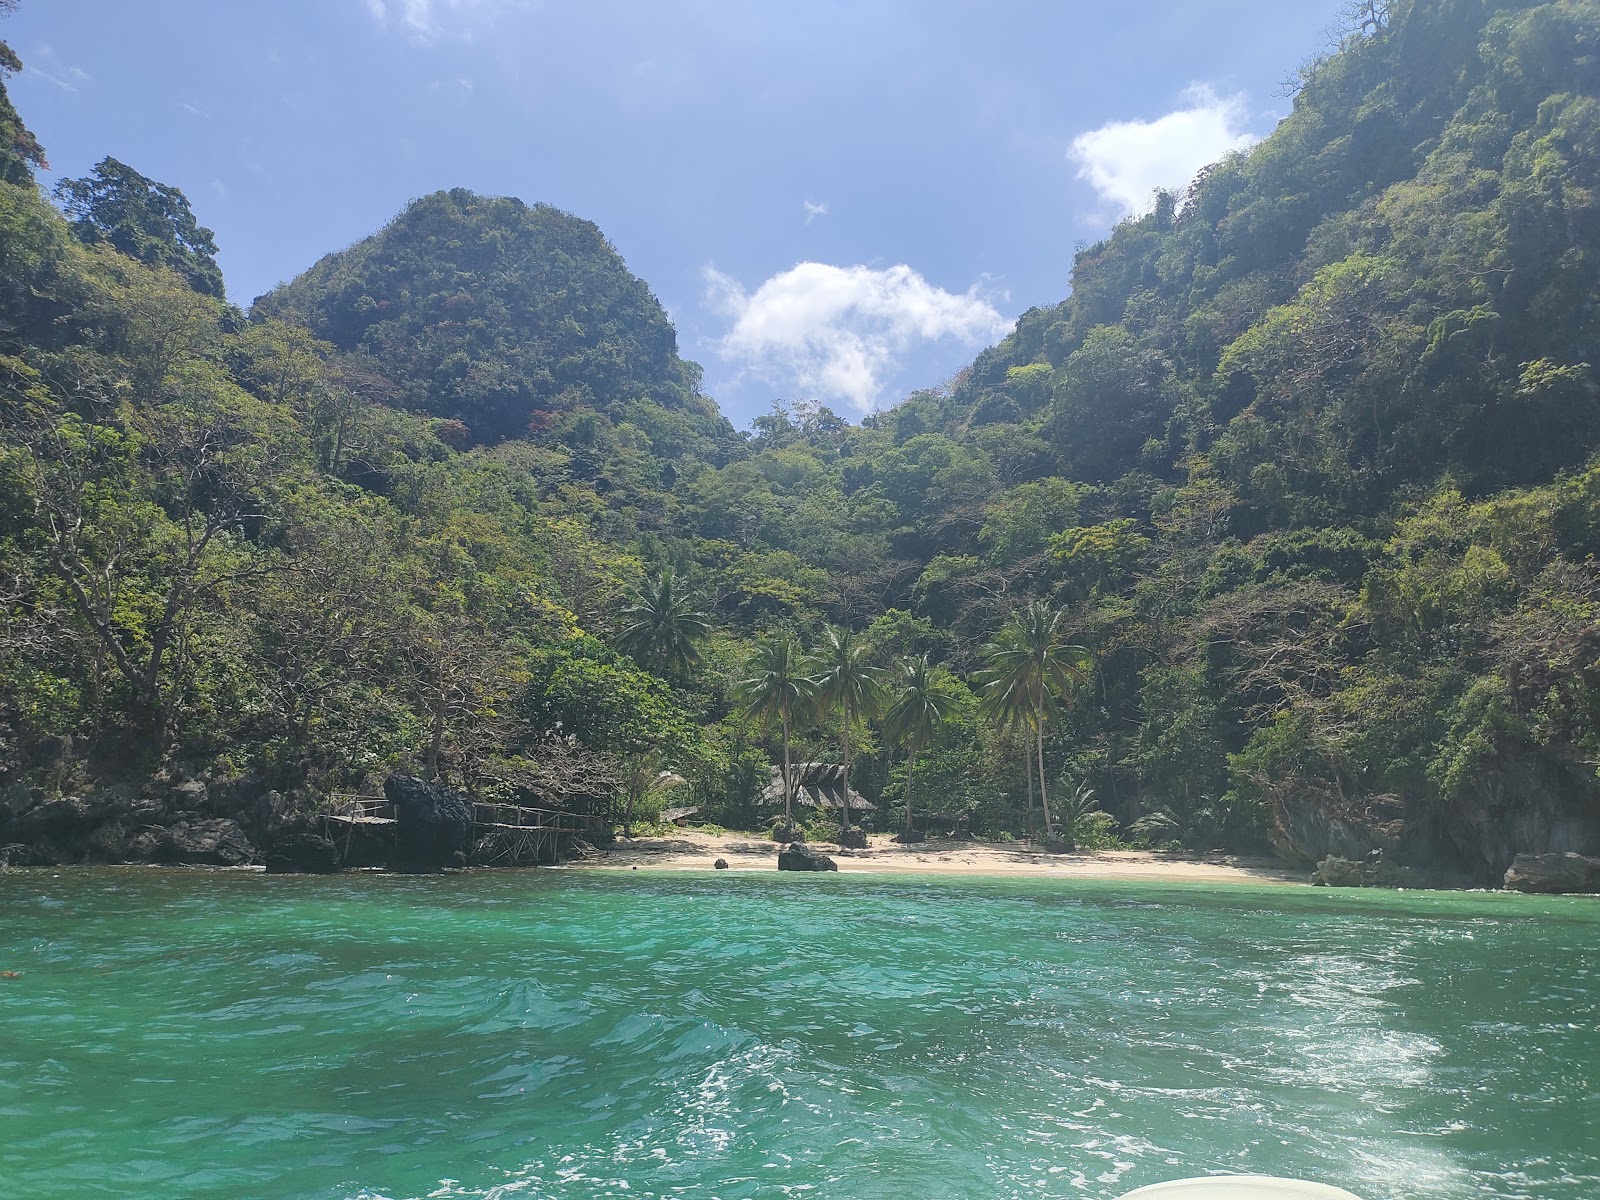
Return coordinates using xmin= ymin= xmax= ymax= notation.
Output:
xmin=809 ymin=625 xmax=883 ymax=832
xmin=981 ymin=682 xmax=1041 ymax=837
xmin=616 ymin=566 xmax=711 ymax=679
xmin=977 ymin=602 xmax=1090 ymax=846
xmin=881 ymin=654 xmax=956 ymax=843
xmin=734 ymin=633 xmax=819 ymax=829
xmin=1054 ymin=777 xmax=1101 ymax=851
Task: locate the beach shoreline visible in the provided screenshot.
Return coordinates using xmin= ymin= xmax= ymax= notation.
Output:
xmin=575 ymin=829 xmax=1308 ymax=885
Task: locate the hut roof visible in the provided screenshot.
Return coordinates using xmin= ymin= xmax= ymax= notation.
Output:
xmin=761 ymin=762 xmax=875 ymax=812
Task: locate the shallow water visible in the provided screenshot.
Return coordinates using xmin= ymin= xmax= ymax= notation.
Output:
xmin=0 ymin=870 xmax=1595 ymax=1200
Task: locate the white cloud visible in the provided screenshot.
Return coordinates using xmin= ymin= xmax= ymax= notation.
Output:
xmin=705 ymin=262 xmax=1008 ymax=414
xmin=27 ymin=46 xmax=90 ymax=93
xmin=361 ymin=0 xmax=510 ymax=42
xmin=1070 ymin=84 xmax=1259 ymax=217
xmin=803 ymin=199 xmax=829 ymax=225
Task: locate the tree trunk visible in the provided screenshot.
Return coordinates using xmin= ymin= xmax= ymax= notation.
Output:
xmin=781 ymin=708 xmax=793 ymax=825
xmin=903 ymin=746 xmax=918 ymax=841
xmin=1023 ymin=739 xmax=1036 ymax=839
xmin=840 ymin=704 xmax=852 ymax=831
xmin=425 ymin=699 xmax=445 ymax=782
xmin=1035 ymin=689 xmax=1056 ymax=841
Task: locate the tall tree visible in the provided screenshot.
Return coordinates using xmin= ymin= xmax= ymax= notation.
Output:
xmin=54 ymin=157 xmax=225 ymax=297
xmin=615 ymin=566 xmax=711 ymax=679
xmin=734 ymin=633 xmax=818 ymax=829
xmin=881 ymin=654 xmax=956 ymax=843
xmin=977 ymin=602 xmax=1091 ymax=847
xmin=809 ymin=624 xmax=883 ymax=832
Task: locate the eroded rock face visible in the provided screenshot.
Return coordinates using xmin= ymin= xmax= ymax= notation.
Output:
xmin=1503 ymin=852 xmax=1600 ymax=894
xmin=778 ymin=842 xmax=837 ymax=872
xmin=384 ymin=775 xmax=472 ymax=871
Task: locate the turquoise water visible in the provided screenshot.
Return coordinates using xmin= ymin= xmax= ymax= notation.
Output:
xmin=0 ymin=870 xmax=1596 ymax=1200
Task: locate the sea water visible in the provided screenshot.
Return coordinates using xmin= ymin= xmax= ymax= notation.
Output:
xmin=0 ymin=869 xmax=1595 ymax=1200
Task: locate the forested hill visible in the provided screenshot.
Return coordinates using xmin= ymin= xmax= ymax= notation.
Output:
xmin=1 ymin=0 xmax=1598 ymax=884
xmin=255 ymin=189 xmax=737 ymax=461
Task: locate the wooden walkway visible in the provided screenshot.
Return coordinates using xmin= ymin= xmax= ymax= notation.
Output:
xmin=320 ymin=793 xmax=604 ymax=865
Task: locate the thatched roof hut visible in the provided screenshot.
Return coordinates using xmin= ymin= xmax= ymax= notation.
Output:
xmin=762 ymin=763 xmax=874 ymax=813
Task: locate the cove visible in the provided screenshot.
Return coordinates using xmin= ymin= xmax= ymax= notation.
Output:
xmin=1 ymin=870 xmax=1595 ymax=1200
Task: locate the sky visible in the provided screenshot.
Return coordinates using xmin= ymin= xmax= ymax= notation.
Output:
xmin=5 ymin=0 xmax=1344 ymax=430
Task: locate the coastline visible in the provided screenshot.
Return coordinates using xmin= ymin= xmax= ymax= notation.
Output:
xmin=576 ymin=829 xmax=1308 ymax=885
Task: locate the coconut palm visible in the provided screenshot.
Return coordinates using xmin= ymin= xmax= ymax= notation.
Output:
xmin=977 ymin=601 xmax=1091 ymax=845
xmin=809 ymin=625 xmax=884 ymax=832
xmin=982 ymin=682 xmax=1042 ymax=837
xmin=881 ymin=654 xmax=957 ymax=843
xmin=734 ymin=632 xmax=820 ymax=828
xmin=616 ymin=566 xmax=711 ymax=679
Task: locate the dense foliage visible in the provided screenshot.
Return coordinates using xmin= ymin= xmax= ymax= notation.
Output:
xmin=2 ymin=0 xmax=1598 ymax=880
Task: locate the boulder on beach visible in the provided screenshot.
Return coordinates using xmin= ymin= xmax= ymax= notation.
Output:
xmin=713 ymin=857 xmax=730 ymax=869
xmin=778 ymin=842 xmax=837 ymax=872
xmin=837 ymin=827 xmax=868 ymax=850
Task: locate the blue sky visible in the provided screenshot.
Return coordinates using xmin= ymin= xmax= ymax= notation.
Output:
xmin=6 ymin=1 xmax=1342 ymax=429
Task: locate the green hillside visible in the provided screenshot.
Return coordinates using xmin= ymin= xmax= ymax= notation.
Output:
xmin=2 ymin=0 xmax=1597 ymax=883
xmin=255 ymin=188 xmax=737 ymax=463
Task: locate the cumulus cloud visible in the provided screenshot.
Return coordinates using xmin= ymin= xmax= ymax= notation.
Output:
xmin=705 ymin=262 xmax=1008 ymax=414
xmin=803 ymin=199 xmax=829 ymax=225
xmin=1070 ymin=84 xmax=1260 ymax=217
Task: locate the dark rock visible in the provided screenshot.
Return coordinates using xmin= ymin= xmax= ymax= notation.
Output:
xmin=7 ymin=797 xmax=89 ymax=840
xmin=778 ymin=842 xmax=837 ymax=872
xmin=383 ymin=774 xmax=472 ymax=871
xmin=1 ymin=841 xmax=60 ymax=867
xmin=265 ymin=831 xmax=341 ymax=874
xmin=138 ymin=818 xmax=257 ymax=867
xmin=837 ymin=827 xmax=869 ymax=850
xmin=0 ymin=782 xmax=38 ymax=822
xmin=771 ymin=823 xmax=802 ymax=843
xmin=713 ymin=857 xmax=730 ymax=869
xmin=1043 ymin=838 xmax=1073 ymax=855
xmin=1312 ymin=855 xmax=1368 ymax=887
xmin=1503 ymin=852 xmax=1600 ymax=895
xmin=86 ymin=818 xmax=136 ymax=863
xmin=891 ymin=828 xmax=926 ymax=845
xmin=172 ymin=779 xmax=209 ymax=813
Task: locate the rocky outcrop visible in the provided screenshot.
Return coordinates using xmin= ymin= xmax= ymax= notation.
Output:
xmin=1312 ymin=855 xmax=1367 ymax=887
xmin=1503 ymin=852 xmax=1600 ymax=894
xmin=777 ymin=841 xmax=837 ymax=872
xmin=384 ymin=774 xmax=472 ymax=871
xmin=131 ymin=818 xmax=257 ymax=866
xmin=265 ymin=830 xmax=341 ymax=874
xmin=713 ymin=857 xmax=730 ymax=869
xmin=1311 ymin=852 xmax=1436 ymax=888
xmin=837 ymin=827 xmax=869 ymax=850
xmin=1273 ymin=794 xmax=1404 ymax=866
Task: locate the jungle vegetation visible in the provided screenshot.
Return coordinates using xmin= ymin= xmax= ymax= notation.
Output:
xmin=2 ymin=0 xmax=1597 ymax=879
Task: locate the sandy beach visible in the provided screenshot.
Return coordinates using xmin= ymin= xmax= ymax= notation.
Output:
xmin=577 ymin=829 xmax=1307 ymax=885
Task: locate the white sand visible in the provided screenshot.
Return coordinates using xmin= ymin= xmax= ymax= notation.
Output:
xmin=576 ymin=829 xmax=1305 ymax=885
